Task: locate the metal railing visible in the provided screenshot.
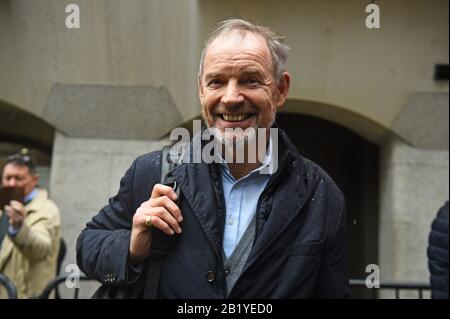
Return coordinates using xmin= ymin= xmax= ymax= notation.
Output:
xmin=350 ymin=279 xmax=431 ymax=299
xmin=36 ymin=274 xmax=92 ymax=299
xmin=1 ymin=274 xmax=432 ymax=299
xmin=0 ymin=273 xmax=17 ymax=299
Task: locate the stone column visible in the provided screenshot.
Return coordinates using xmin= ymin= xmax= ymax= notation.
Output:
xmin=378 ymin=136 xmax=449 ymax=298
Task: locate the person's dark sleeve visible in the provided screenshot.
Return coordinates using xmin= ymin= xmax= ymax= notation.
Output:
xmin=427 ymin=202 xmax=449 ymax=299
xmin=313 ymin=192 xmax=351 ymax=298
xmin=76 ymin=159 xmax=143 ymax=285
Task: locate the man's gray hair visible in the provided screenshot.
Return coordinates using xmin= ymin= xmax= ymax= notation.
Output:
xmin=198 ymin=19 xmax=290 ymax=83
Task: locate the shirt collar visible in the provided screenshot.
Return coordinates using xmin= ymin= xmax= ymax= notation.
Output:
xmin=219 ymin=135 xmax=275 ymax=178
xmin=24 ymin=188 xmax=39 ymax=204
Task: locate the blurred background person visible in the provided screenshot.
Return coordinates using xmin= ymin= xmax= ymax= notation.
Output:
xmin=0 ymin=150 xmax=61 ymax=298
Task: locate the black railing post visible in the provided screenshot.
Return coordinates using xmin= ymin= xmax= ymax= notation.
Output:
xmin=350 ymin=278 xmax=430 ymax=299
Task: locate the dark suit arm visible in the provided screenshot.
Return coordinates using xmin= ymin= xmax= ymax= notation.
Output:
xmin=313 ymin=194 xmax=351 ymax=298
xmin=76 ymin=159 xmax=143 ymax=285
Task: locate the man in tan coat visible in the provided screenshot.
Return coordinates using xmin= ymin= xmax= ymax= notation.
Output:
xmin=0 ymin=152 xmax=61 ymax=298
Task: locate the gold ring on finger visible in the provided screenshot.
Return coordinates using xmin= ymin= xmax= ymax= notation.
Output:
xmin=145 ymin=216 xmax=153 ymax=228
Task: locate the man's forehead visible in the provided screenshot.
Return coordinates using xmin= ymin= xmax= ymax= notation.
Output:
xmin=205 ymin=64 xmax=265 ymax=79
xmin=3 ymin=163 xmax=31 ymax=175
xmin=205 ymin=30 xmax=271 ymax=62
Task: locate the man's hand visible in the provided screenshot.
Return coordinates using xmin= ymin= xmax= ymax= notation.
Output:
xmin=4 ymin=200 xmax=26 ymax=229
xmin=129 ymin=184 xmax=183 ymax=266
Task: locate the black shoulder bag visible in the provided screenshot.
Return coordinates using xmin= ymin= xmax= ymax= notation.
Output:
xmin=91 ymin=145 xmax=183 ymax=299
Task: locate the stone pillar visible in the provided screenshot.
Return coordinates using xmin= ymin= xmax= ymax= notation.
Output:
xmin=378 ymin=136 xmax=449 ymax=298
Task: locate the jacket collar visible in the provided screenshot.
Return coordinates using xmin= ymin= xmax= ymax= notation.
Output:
xmin=244 ymin=129 xmax=316 ymax=269
xmin=25 ymin=189 xmax=47 ymax=214
xmin=172 ymin=127 xmax=315 ymax=265
xmin=173 ymin=157 xmax=225 ymax=261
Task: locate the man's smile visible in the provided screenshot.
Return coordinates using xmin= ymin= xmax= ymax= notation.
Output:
xmin=215 ymin=112 xmax=257 ymax=128
xmin=219 ymin=113 xmax=256 ymax=122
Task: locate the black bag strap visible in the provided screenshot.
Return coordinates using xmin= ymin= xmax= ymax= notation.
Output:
xmin=142 ymin=144 xmax=184 ymax=298
xmin=91 ymin=145 xmax=184 ymax=299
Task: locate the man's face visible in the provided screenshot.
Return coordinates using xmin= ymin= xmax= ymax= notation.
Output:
xmin=199 ymin=30 xmax=290 ymax=144
xmin=2 ymin=164 xmax=38 ymax=197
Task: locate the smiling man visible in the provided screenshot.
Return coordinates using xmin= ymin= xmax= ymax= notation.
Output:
xmin=199 ymin=25 xmax=289 ymax=177
xmin=77 ymin=19 xmax=350 ymax=298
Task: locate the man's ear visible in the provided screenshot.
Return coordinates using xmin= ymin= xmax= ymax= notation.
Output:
xmin=31 ymin=174 xmax=39 ymax=187
xmin=275 ymin=72 xmax=291 ymax=108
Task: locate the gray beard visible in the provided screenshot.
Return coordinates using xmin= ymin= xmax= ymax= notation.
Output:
xmin=211 ymin=126 xmax=258 ymax=148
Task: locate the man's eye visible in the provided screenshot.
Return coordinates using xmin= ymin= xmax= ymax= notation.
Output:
xmin=244 ymin=78 xmax=260 ymax=86
xmin=207 ymin=79 xmax=223 ymax=87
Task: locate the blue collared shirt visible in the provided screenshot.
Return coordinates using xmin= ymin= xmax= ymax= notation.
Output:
xmin=24 ymin=188 xmax=39 ymax=205
xmin=8 ymin=188 xmax=39 ymax=237
xmin=221 ymin=138 xmax=275 ymax=259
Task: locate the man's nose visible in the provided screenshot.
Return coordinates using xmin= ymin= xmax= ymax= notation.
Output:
xmin=6 ymin=178 xmax=17 ymax=187
xmin=221 ymin=80 xmax=244 ymax=106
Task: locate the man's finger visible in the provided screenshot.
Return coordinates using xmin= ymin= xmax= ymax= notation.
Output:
xmin=4 ymin=205 xmax=18 ymax=216
xmin=4 ymin=205 xmax=12 ymax=217
xmin=150 ymin=183 xmax=178 ymax=201
xmin=136 ymin=204 xmax=182 ymax=234
xmin=147 ymin=215 xmax=176 ymax=235
xmin=149 ymin=196 xmax=183 ymax=223
xmin=9 ymin=201 xmax=25 ymax=213
xmin=147 ymin=207 xmax=181 ymax=234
